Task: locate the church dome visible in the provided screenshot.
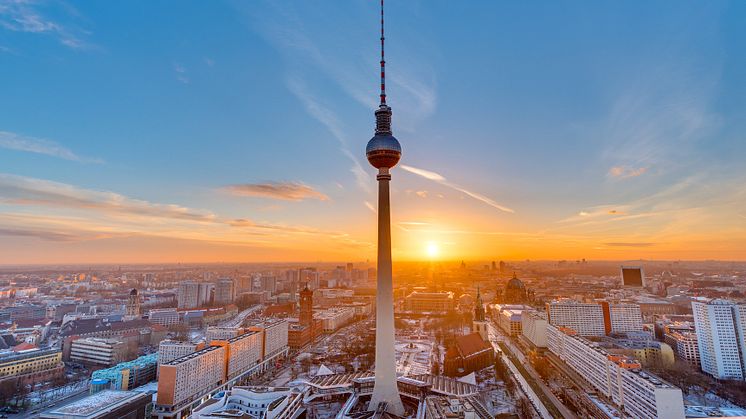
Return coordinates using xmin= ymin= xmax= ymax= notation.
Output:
xmin=506 ymin=274 xmax=525 ymax=290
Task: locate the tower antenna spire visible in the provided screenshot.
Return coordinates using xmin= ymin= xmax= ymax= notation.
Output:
xmin=379 ymin=0 xmax=386 ymax=106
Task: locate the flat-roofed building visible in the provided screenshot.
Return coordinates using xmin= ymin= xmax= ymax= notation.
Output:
xmin=0 ymin=347 xmax=64 ymax=386
xmin=70 ymin=337 xmax=127 ymax=367
xmin=247 ymin=318 xmax=289 ymax=360
xmin=314 ymin=307 xmax=355 ymax=333
xmin=91 ymin=353 xmax=158 ymax=391
xmin=156 ymin=345 xmax=226 ymax=414
xmin=546 ymin=299 xmax=606 ymax=337
xmin=41 ymin=390 xmax=151 ymax=419
xmin=547 ymin=324 xmax=684 ymax=419
xmin=405 ymin=291 xmax=455 ymax=313
xmin=149 ymin=309 xmax=180 ymax=327
xmin=522 ymin=310 xmax=548 ymax=348
xmin=211 ymin=331 xmax=262 ymax=380
xmin=205 ymin=326 xmax=243 ymax=341
xmin=664 ymin=327 xmax=700 ymax=368
xmin=157 ymin=340 xmax=204 ymax=367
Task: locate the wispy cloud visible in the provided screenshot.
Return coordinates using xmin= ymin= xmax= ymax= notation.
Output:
xmin=401 ymin=165 xmax=514 ymax=213
xmin=608 ymin=166 xmax=648 ymax=179
xmin=364 ymin=201 xmax=376 ymax=213
xmin=0 ymin=131 xmax=102 ymax=163
xmin=245 ymin=2 xmax=437 ymax=130
xmin=287 ymin=77 xmax=370 ymax=192
xmin=0 ymin=174 xmax=366 ymax=250
xmin=0 ymin=173 xmax=215 ymax=222
xmin=174 ymin=63 xmax=189 ymax=84
xmin=603 ymin=242 xmax=655 ymax=248
xmin=223 ymin=181 xmax=329 ymax=202
xmin=0 ymin=0 xmax=90 ymax=49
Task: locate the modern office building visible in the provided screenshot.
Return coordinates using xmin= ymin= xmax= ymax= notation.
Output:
xmin=663 ymin=326 xmax=700 ymax=368
xmin=604 ymin=302 xmax=643 ymax=334
xmin=692 ymin=299 xmax=746 ymax=380
xmin=205 ymin=326 xmax=243 ymax=341
xmin=70 ymin=337 xmax=127 ymax=367
xmin=621 ymin=266 xmax=645 ymax=287
xmin=547 ymin=324 xmax=684 ymax=418
xmin=521 ymin=310 xmax=548 ymax=348
xmin=177 ymin=281 xmax=200 ymax=309
xmin=546 ymin=299 xmax=606 ymax=336
xmin=315 ymin=307 xmax=355 ymax=333
xmin=149 ymin=308 xmax=180 ymax=327
xmin=91 ymin=353 xmax=158 ymax=391
xmin=404 ymin=291 xmax=455 ymax=313
xmin=213 ymin=278 xmax=235 ymax=305
xmin=211 ymin=331 xmax=263 ymax=380
xmin=157 ymin=340 xmax=205 ymax=367
xmin=157 ymin=345 xmax=227 ymax=414
xmin=247 ymin=318 xmax=289 ymax=360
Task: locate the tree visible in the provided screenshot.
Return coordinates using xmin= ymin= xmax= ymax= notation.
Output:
xmin=516 ymin=396 xmax=533 ymax=418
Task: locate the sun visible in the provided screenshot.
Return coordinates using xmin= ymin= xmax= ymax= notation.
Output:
xmin=426 ymin=241 xmax=439 ymax=259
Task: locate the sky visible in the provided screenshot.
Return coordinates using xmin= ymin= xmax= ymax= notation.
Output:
xmin=1 ymin=0 xmax=746 ymax=264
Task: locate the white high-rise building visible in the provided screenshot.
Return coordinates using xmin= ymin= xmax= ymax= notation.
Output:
xmin=547 ymin=324 xmax=685 ymax=418
xmin=214 ymin=278 xmax=235 ymax=305
xmin=546 ymin=299 xmax=606 ymax=336
xmin=692 ymin=299 xmax=746 ymax=380
xmin=177 ymin=281 xmax=200 ymax=309
xmin=606 ymin=302 xmax=643 ymax=334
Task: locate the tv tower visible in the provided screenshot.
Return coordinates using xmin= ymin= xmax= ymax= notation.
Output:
xmin=366 ymin=0 xmax=404 ymax=415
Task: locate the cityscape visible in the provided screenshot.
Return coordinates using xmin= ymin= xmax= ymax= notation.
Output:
xmin=2 ymin=1 xmax=746 ymax=419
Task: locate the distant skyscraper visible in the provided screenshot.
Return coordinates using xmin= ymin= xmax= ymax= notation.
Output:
xmin=692 ymin=299 xmax=746 ymax=380
xmin=177 ymin=281 xmax=200 ymax=309
xmin=366 ymin=0 xmax=404 ymax=414
xmin=621 ymin=266 xmax=645 ymax=287
xmin=214 ymin=278 xmax=235 ymax=305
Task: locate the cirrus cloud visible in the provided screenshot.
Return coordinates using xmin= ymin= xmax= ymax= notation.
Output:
xmin=223 ymin=181 xmax=329 ymax=202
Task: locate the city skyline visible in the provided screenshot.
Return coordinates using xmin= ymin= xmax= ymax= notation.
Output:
xmin=3 ymin=1 xmax=746 ymax=264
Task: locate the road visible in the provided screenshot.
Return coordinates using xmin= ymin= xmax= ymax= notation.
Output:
xmin=220 ymin=304 xmax=262 ymax=327
xmin=499 ymin=335 xmax=577 ymax=418
xmin=487 ymin=323 xmax=553 ymax=419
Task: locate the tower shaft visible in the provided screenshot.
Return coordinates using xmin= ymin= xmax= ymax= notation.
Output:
xmin=369 ymin=168 xmax=405 ymax=415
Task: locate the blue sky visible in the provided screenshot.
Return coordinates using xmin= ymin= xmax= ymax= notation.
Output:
xmin=1 ymin=0 xmax=745 ymax=263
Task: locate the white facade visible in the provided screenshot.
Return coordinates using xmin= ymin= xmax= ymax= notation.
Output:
xmin=609 ymin=303 xmax=643 ymax=334
xmin=149 ymin=308 xmax=180 ymax=326
xmin=248 ymin=319 xmax=289 ymax=359
xmin=315 ymin=307 xmax=355 ymax=333
xmin=522 ymin=310 xmax=548 ymax=348
xmin=547 ymin=324 xmax=684 ymax=419
xmin=546 ymin=299 xmax=606 ymax=336
xmin=664 ymin=330 xmax=700 ymax=368
xmin=214 ymin=278 xmax=235 ymax=305
xmin=692 ymin=299 xmax=746 ymax=380
xmin=157 ymin=345 xmax=226 ymax=409
xmin=192 ymin=386 xmax=303 ymax=419
xmin=177 ymin=281 xmax=200 ymax=309
xmin=158 ymin=340 xmax=202 ymax=366
xmin=70 ymin=337 xmax=124 ymax=366
xmin=221 ymin=331 xmax=263 ymax=380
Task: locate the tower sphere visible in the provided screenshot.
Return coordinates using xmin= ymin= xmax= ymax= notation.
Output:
xmin=366 ymin=133 xmax=401 ymax=169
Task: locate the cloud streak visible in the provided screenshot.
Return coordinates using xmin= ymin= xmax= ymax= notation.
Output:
xmin=608 ymin=166 xmax=648 ymax=179
xmin=0 ymin=131 xmax=101 ymax=163
xmin=0 ymin=0 xmax=90 ymax=49
xmin=224 ymin=181 xmax=329 ymax=202
xmin=400 ymin=165 xmax=514 ymax=213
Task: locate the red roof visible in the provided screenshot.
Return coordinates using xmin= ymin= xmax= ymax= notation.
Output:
xmin=455 ymin=333 xmax=491 ymax=358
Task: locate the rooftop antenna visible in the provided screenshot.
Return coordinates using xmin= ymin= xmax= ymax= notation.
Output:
xmin=379 ymin=0 xmax=386 ymax=106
